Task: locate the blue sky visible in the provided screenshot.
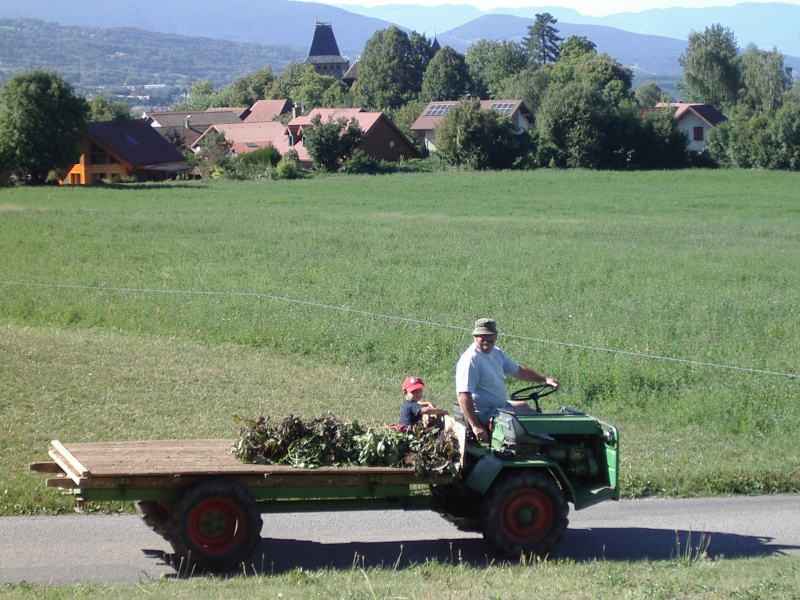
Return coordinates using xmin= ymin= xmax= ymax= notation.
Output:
xmin=310 ymin=0 xmax=799 ymax=18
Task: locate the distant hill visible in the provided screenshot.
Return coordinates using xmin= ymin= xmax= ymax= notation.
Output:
xmin=340 ymin=2 xmax=800 ymax=58
xmin=0 ymin=0 xmax=797 ymax=100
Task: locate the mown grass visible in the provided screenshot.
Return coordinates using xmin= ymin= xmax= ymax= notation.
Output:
xmin=1 ymin=170 xmax=799 ymax=596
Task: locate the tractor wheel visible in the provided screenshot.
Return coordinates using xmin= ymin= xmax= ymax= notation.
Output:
xmin=134 ymin=500 xmax=171 ymax=539
xmin=480 ymin=470 xmax=569 ymax=558
xmin=166 ymin=478 xmax=262 ymax=572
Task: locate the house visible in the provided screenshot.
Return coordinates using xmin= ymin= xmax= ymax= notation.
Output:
xmin=192 ymin=121 xmax=287 ymax=155
xmin=304 ymin=21 xmax=349 ymax=81
xmin=61 ymin=119 xmax=188 ymax=185
xmin=241 ymin=99 xmax=295 ymax=123
xmin=411 ymin=99 xmax=533 ymax=152
xmin=276 ymin=107 xmax=421 ymax=169
xmin=655 ymin=102 xmax=727 ymax=153
xmin=342 ymin=60 xmax=359 ymax=89
xmin=143 ymin=108 xmax=246 ymax=149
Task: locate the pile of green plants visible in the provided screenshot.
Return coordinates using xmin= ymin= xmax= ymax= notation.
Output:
xmin=231 ymin=413 xmax=461 ymax=481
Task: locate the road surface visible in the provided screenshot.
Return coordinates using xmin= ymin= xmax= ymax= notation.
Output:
xmin=1 ymin=495 xmax=798 ymax=585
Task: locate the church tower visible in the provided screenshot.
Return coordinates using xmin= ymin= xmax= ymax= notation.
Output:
xmin=304 ymin=21 xmax=350 ymax=81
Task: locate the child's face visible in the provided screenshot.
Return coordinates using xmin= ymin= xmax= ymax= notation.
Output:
xmin=404 ymin=388 xmax=424 ymax=402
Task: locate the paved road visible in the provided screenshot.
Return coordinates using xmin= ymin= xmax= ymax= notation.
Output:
xmin=1 ymin=495 xmax=798 ymax=585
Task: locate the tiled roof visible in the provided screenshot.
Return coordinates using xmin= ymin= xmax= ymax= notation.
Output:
xmin=193 ymin=122 xmax=286 ymax=155
xmin=242 ymin=99 xmax=293 ymax=123
xmin=144 ymin=109 xmax=244 ymax=129
xmin=656 ymin=102 xmax=727 ymax=127
xmin=84 ymin=120 xmax=186 ymax=166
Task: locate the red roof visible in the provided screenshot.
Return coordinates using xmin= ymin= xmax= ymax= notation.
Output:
xmin=242 ymin=99 xmax=293 ymax=123
xmin=192 ymin=121 xmax=286 ymax=155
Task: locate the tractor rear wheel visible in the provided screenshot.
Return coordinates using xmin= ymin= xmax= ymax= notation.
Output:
xmin=166 ymin=478 xmax=262 ymax=572
xmin=480 ymin=470 xmax=568 ymax=558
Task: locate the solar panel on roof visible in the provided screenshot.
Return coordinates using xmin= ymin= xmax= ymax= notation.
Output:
xmin=489 ymin=102 xmax=515 ymax=115
xmin=424 ymin=104 xmax=453 ymax=117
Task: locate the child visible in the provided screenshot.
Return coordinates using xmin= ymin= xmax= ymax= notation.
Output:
xmin=399 ymin=376 xmax=447 ymax=428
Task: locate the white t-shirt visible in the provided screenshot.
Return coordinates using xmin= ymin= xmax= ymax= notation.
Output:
xmin=455 ymin=343 xmax=519 ymax=416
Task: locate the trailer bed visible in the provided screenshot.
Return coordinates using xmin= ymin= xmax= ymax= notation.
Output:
xmin=30 ymin=439 xmax=424 ymax=503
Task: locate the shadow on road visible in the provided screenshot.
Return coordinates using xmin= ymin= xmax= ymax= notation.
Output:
xmin=147 ymin=526 xmax=799 ymax=577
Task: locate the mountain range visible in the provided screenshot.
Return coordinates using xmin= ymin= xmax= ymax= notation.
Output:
xmin=0 ymin=0 xmax=797 ymax=98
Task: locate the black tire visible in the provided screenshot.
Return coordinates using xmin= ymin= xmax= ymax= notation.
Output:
xmin=166 ymin=478 xmax=263 ymax=572
xmin=134 ymin=500 xmax=171 ymax=539
xmin=480 ymin=470 xmax=569 ymax=558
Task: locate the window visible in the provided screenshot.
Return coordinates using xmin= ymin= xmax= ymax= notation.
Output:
xmin=693 ymin=127 xmax=704 ymax=142
xmin=90 ymin=143 xmax=107 ymax=165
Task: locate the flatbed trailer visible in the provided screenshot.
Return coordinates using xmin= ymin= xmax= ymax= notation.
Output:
xmin=30 ymin=400 xmax=619 ymax=572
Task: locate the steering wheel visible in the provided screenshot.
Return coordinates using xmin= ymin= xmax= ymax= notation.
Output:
xmin=509 ymin=383 xmax=558 ymax=413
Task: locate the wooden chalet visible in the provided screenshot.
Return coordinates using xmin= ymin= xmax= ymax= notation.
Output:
xmin=61 ymin=119 xmax=189 ymax=185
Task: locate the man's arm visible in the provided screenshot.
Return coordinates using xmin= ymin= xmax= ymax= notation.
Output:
xmin=457 ymin=392 xmax=489 ymax=442
xmin=515 ymin=365 xmax=559 ymax=388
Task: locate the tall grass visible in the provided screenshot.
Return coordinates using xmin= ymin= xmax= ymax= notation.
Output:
xmin=1 ymin=170 xmax=799 ymax=515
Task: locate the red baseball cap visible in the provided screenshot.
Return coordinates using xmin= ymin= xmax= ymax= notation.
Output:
xmin=401 ymin=376 xmax=425 ymax=393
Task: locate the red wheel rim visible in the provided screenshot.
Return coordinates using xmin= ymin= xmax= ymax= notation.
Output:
xmin=499 ymin=488 xmax=553 ymax=543
xmin=187 ymin=498 xmax=246 ymax=555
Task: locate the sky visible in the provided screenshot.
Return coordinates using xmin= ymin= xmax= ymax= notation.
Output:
xmin=317 ymin=0 xmax=799 ymax=18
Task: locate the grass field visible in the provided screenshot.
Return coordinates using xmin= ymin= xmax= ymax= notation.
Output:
xmin=1 ymin=170 xmax=799 ymax=596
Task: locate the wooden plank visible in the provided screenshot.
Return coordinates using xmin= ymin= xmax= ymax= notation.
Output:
xmin=41 ymin=439 xmax=422 ymax=488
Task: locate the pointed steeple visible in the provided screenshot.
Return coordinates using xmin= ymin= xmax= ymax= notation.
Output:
xmin=305 ymin=21 xmax=349 ymax=81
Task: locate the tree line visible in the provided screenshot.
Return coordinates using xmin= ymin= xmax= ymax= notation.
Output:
xmin=2 ymin=15 xmax=799 ymax=182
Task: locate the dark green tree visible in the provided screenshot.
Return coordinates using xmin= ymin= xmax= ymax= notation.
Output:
xmin=0 ymin=69 xmax=88 ymax=184
xmin=739 ymin=44 xmax=792 ymax=114
xmin=635 ymin=81 xmax=671 ymax=107
xmin=88 ymin=96 xmax=132 ymax=121
xmin=227 ymin=66 xmax=275 ymax=107
xmin=434 ymin=97 xmax=527 ymax=169
xmin=420 ymin=46 xmax=472 ymax=102
xmin=304 ymin=115 xmax=363 ymax=172
xmin=354 ymin=26 xmax=428 ymax=111
xmin=502 ymin=65 xmax=552 ymax=118
xmin=678 ymin=24 xmax=741 ymax=109
xmin=523 ymin=13 xmax=562 ymax=67
xmin=268 ymin=64 xmax=337 ymax=112
xmin=634 ymin=107 xmax=688 ymax=169
xmin=465 ymin=39 xmax=528 ymax=99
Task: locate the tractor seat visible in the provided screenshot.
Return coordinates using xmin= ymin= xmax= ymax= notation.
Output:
xmin=497 ymin=410 xmax=556 ymax=445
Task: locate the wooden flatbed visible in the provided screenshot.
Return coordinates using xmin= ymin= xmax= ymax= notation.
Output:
xmin=30 ymin=439 xmax=424 ymax=504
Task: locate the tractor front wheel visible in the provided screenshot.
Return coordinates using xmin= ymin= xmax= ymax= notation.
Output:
xmin=480 ymin=470 xmax=568 ymax=558
xmin=166 ymin=478 xmax=262 ymax=572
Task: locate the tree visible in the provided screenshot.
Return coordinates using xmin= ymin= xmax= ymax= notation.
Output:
xmin=434 ymin=97 xmax=527 ymax=169
xmin=268 ymin=64 xmax=337 ymax=112
xmin=227 ymin=66 xmax=275 ymax=107
xmin=420 ymin=46 xmax=471 ymax=102
xmin=522 ymin=13 xmax=562 ymax=67
xmin=88 ymin=96 xmax=132 ymax=121
xmin=465 ymin=39 xmax=528 ymax=99
xmin=739 ymin=44 xmax=792 ymax=114
xmin=304 ymin=115 xmax=363 ymax=172
xmin=196 ymin=129 xmax=232 ymax=179
xmin=678 ymin=24 xmax=741 ymax=109
xmin=172 ymin=80 xmax=219 ymax=111
xmin=0 ymin=69 xmax=88 ymax=184
xmin=635 ymin=81 xmax=671 ymax=107
xmin=634 ymin=108 xmax=688 ymax=169
xmin=354 ymin=26 xmax=429 ymax=111
xmin=502 ymin=65 xmax=552 ymax=117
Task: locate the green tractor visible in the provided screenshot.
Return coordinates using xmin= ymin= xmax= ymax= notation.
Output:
xmin=433 ymin=384 xmax=619 ymax=557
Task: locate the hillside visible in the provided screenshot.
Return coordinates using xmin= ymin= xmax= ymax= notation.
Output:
xmin=0 ymin=18 xmax=304 ymax=90
xmin=1 ymin=1 xmax=797 ymax=102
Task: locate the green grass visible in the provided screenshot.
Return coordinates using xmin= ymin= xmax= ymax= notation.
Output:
xmin=2 ymin=171 xmax=799 ymax=514
xmin=1 ymin=555 xmax=799 ymax=598
xmin=2 ymin=171 xmax=799 ymax=595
